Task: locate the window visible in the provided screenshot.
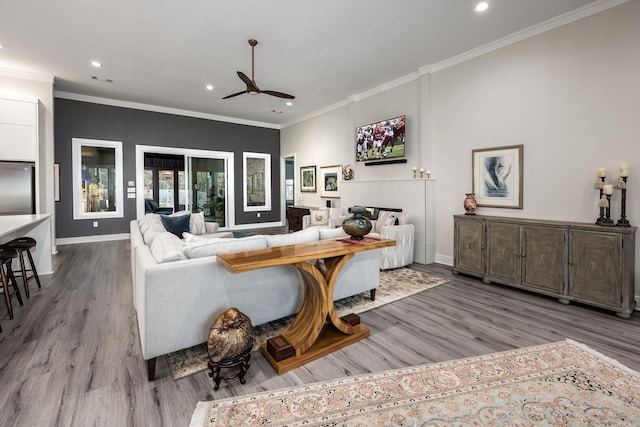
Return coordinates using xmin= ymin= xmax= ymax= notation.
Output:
xmin=72 ymin=138 xmax=123 ymax=219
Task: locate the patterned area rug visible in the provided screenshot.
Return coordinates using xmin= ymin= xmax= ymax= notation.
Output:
xmin=167 ymin=268 xmax=448 ymax=379
xmin=190 ymin=340 xmax=640 ymax=426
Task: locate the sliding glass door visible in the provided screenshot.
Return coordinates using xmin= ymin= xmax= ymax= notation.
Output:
xmin=136 ymin=145 xmax=235 ymax=228
xmin=188 ymin=157 xmax=227 ymax=227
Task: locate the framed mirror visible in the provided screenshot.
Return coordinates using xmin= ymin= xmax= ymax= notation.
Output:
xmin=243 ymin=152 xmax=271 ymax=212
xmin=72 ymin=138 xmax=123 ymax=219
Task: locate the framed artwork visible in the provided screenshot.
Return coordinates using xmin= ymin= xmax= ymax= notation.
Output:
xmin=300 ymin=165 xmax=316 ymax=192
xmin=320 ymin=165 xmax=341 ymax=198
xmin=243 ymin=152 xmax=271 ymax=212
xmin=472 ymin=144 xmax=523 ymax=209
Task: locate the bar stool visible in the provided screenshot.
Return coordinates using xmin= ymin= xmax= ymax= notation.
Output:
xmin=4 ymin=237 xmax=41 ymax=299
xmin=0 ymin=246 xmax=24 ymax=319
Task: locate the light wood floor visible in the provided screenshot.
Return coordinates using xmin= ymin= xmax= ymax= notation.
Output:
xmin=1 ymin=240 xmax=639 ymax=426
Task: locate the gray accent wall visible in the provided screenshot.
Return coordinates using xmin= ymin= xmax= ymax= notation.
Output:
xmin=54 ymin=98 xmax=280 ymax=238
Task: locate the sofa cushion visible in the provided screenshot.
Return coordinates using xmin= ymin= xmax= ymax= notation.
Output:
xmin=183 ymin=235 xmax=267 ymax=259
xmin=160 ymin=214 xmax=191 ymax=238
xmin=150 ymin=232 xmax=187 ymax=263
xmin=309 ymin=209 xmax=329 ymax=226
xmin=319 ymin=227 xmax=348 ymax=240
xmin=265 ymin=228 xmax=319 ymax=247
xmin=170 ymin=210 xmax=209 ymax=235
xmin=183 ymin=232 xmax=207 ymax=243
xmin=189 ymin=211 xmax=207 ymax=235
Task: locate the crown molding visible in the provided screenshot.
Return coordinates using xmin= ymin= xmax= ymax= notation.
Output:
xmin=285 ymin=0 xmax=629 ymax=129
xmin=0 ymin=66 xmax=54 ymax=83
xmin=282 ymin=72 xmax=420 ymax=128
xmin=431 ymin=0 xmax=630 ymax=72
xmin=53 ymin=91 xmax=281 ymax=130
xmin=281 ymin=98 xmax=350 ymax=128
xmin=348 ymin=71 xmax=420 ymax=103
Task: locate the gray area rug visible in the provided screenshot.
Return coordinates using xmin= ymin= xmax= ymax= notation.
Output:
xmin=167 ymin=268 xmax=449 ymax=379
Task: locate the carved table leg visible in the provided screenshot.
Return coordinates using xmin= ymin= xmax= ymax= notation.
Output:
xmin=261 ymin=253 xmax=370 ymax=374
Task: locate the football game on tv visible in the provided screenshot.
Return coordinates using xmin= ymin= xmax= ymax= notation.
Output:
xmin=356 ymin=115 xmax=405 ymax=162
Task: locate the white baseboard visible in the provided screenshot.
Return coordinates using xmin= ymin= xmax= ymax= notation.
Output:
xmin=56 ymin=233 xmax=130 ymax=246
xmin=435 ymin=254 xmax=453 ymax=266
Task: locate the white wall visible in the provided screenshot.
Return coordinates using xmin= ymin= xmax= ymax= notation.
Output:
xmin=431 ymin=0 xmax=640 ymax=269
xmin=282 ymin=1 xmax=640 ymax=299
xmin=0 ymin=72 xmax=56 ymax=249
xmin=281 ymin=79 xmax=425 ymax=211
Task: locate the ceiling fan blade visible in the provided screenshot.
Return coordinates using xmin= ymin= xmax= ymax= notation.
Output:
xmin=237 ymin=71 xmax=253 ymax=87
xmin=262 ymin=90 xmax=295 ymax=100
xmin=221 ymin=90 xmax=247 ymax=100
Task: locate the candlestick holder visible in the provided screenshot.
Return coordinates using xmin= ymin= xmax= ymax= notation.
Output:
xmin=595 ymin=176 xmax=605 ymax=225
xmin=427 ymin=171 xmax=431 ymax=179
xmin=420 ymin=170 xmax=424 ymax=178
xmin=413 ymin=169 xmax=416 ymax=179
xmin=616 ymin=176 xmax=631 ymax=227
xmin=601 ymin=194 xmax=615 ymax=226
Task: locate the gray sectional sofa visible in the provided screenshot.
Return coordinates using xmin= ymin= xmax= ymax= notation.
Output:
xmin=130 ymin=213 xmax=381 ymax=380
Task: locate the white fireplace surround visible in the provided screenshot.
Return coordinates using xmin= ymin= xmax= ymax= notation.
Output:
xmin=340 ymin=179 xmax=435 ymax=265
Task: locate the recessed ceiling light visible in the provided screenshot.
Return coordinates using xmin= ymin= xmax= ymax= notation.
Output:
xmin=475 ymin=2 xmax=489 ymax=12
xmin=286 ymin=101 xmax=293 ymax=107
xmin=206 ymin=84 xmax=214 ymax=91
xmin=90 ymin=61 xmax=102 ymax=67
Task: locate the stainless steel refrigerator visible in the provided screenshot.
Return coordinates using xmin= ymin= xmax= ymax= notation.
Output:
xmin=0 ymin=161 xmax=36 ymax=215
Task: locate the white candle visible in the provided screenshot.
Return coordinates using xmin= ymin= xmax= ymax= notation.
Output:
xmin=420 ymin=168 xmax=424 ymax=173
xmin=597 ymin=168 xmax=607 ymax=177
xmin=426 ymin=170 xmax=431 ymax=175
xmin=603 ymin=184 xmax=613 ymax=195
xmin=619 ymin=163 xmax=630 ymax=177
xmin=413 ymin=167 xmax=417 ymax=171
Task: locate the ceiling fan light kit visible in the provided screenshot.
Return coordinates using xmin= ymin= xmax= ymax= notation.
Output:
xmin=222 ymin=39 xmax=295 ymax=100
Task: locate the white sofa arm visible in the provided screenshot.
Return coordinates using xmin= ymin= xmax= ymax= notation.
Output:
xmin=302 ymin=215 xmax=311 ymax=229
xmin=204 ymin=221 xmax=220 ymax=234
xmin=329 ymin=215 xmax=348 ymax=228
xmin=379 ymin=223 xmax=415 ymax=270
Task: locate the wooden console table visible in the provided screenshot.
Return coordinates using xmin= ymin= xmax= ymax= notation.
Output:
xmin=217 ymin=237 xmax=395 ymax=374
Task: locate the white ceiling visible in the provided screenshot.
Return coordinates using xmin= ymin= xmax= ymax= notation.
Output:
xmin=0 ymin=0 xmax=608 ymax=127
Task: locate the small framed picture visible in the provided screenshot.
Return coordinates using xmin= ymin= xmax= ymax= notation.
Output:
xmin=472 ymin=144 xmax=523 ymax=209
xmin=320 ymin=165 xmax=341 ymax=198
xmin=300 ymin=165 xmax=316 ymax=192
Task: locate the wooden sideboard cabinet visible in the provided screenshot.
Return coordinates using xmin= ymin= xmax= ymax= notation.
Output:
xmin=286 ymin=206 xmax=316 ymax=232
xmin=453 ymin=215 xmax=636 ymax=318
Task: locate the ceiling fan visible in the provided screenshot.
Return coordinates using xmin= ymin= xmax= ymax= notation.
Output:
xmin=222 ymin=39 xmax=295 ymax=100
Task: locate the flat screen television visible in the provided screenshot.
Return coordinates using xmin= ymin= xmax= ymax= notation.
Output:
xmin=356 ymin=115 xmax=405 ymax=162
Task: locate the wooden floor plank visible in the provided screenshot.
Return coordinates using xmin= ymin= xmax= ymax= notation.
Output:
xmin=0 ymin=239 xmax=638 ymax=426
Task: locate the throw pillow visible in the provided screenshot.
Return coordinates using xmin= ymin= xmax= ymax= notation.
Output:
xmin=376 ymin=210 xmax=399 ymax=233
xmin=310 ymin=209 xmax=329 ymax=226
xmin=150 ymin=232 xmax=188 ymax=263
xmin=160 ymin=214 xmax=191 ymax=238
xmin=190 ymin=211 xmax=207 ymax=235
